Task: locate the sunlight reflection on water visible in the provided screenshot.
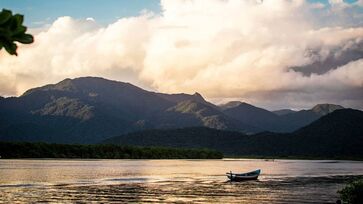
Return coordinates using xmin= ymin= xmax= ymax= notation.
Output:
xmin=0 ymin=159 xmax=362 ymax=203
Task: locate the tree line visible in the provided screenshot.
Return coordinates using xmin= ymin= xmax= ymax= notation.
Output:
xmin=0 ymin=142 xmax=223 ymax=159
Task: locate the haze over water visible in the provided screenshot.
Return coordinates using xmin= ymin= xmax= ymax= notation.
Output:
xmin=1 ymin=159 xmax=363 ymax=203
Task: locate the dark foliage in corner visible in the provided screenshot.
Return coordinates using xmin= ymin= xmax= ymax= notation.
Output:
xmin=0 ymin=9 xmax=34 ymax=55
xmin=338 ymin=180 xmax=363 ymax=204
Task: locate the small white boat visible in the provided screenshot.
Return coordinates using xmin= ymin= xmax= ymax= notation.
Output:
xmin=226 ymin=169 xmax=261 ymax=181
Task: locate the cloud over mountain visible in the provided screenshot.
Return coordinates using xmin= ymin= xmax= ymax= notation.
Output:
xmin=0 ymin=0 xmax=362 ymax=109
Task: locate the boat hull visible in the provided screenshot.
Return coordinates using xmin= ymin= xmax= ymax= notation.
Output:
xmin=227 ymin=174 xmax=259 ymax=181
xmin=226 ymin=169 xmax=261 ymax=182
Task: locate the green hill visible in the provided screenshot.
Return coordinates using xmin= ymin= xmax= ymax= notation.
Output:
xmin=0 ymin=77 xmax=252 ymax=143
xmin=103 ymin=109 xmax=363 ymax=159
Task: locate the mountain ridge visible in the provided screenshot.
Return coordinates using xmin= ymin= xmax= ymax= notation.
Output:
xmin=273 ymin=109 xmax=296 ymax=116
xmin=103 ymin=109 xmax=363 ymax=158
xmin=0 ymin=77 xmax=253 ymax=143
xmin=0 ymin=76 xmax=350 ymax=144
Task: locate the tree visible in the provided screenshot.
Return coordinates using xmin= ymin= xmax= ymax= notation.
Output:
xmin=338 ymin=179 xmax=363 ymax=204
xmin=0 ymin=9 xmax=34 ymax=56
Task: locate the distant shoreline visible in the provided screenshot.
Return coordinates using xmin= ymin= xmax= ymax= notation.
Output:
xmin=0 ymin=158 xmax=224 ymax=160
xmin=1 ymin=142 xmax=362 ymax=161
xmin=0 ymin=142 xmax=223 ymax=160
xmin=224 ymin=155 xmax=363 ymax=161
xmin=1 ymin=157 xmax=362 ymax=162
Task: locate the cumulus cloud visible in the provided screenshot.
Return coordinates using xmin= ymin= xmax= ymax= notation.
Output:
xmin=0 ymin=0 xmax=362 ymax=110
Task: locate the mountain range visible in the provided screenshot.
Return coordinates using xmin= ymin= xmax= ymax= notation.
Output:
xmin=103 ymin=109 xmax=363 ymax=159
xmin=0 ymin=77 xmax=348 ymax=144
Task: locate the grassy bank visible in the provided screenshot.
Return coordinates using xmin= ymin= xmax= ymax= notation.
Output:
xmin=0 ymin=142 xmax=223 ymax=159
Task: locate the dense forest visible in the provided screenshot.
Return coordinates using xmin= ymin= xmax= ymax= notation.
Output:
xmin=0 ymin=142 xmax=223 ymax=159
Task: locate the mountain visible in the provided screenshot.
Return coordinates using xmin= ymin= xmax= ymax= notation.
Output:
xmin=289 ymin=109 xmax=363 ymax=157
xmin=156 ymin=92 xmax=218 ymax=109
xmin=0 ymin=76 xmax=349 ymax=144
xmin=277 ymin=104 xmax=345 ymax=132
xmin=0 ymin=77 xmax=252 ymax=143
xmin=246 ymin=108 xmax=363 ymax=158
xmin=310 ymin=104 xmax=344 ymax=115
xmin=0 ymin=77 xmax=175 ymax=143
xmin=165 ymin=100 xmax=231 ymax=129
xmin=220 ymin=102 xmax=345 ymax=132
xmin=103 ymin=109 xmax=363 ymax=159
xmin=251 ymin=109 xmax=363 ymax=158
xmin=220 ymin=101 xmax=281 ymax=131
xmin=219 ymin=101 xmax=244 ymax=110
xmin=162 ymin=100 xmax=258 ymax=132
xmin=273 ymin=109 xmax=296 ymax=116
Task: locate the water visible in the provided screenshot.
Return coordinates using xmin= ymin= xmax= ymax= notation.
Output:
xmin=0 ymin=159 xmax=362 ymax=203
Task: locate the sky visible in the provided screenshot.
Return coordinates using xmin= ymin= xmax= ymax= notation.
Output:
xmin=0 ymin=0 xmax=363 ymax=110
xmin=0 ymin=0 xmax=161 ymax=27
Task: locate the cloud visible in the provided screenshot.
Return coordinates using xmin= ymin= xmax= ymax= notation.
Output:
xmin=291 ymin=38 xmax=363 ymax=75
xmin=0 ymin=0 xmax=362 ymax=110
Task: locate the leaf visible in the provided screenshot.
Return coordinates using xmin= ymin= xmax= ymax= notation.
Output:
xmin=3 ymin=40 xmax=17 ymax=56
xmin=0 ymin=9 xmax=33 ymax=56
xmin=0 ymin=9 xmax=12 ymax=25
xmin=0 ymin=28 xmax=12 ymax=38
xmin=12 ymin=25 xmax=27 ymax=36
xmin=9 ymin=17 xmax=18 ymax=31
xmin=13 ymin=14 xmax=24 ymax=26
xmin=13 ymin=33 xmax=34 ymax=44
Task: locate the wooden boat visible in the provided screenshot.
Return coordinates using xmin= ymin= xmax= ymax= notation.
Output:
xmin=226 ymin=169 xmax=261 ymax=181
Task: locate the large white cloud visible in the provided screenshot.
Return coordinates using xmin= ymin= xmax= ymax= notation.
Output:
xmin=0 ymin=0 xmax=362 ymax=110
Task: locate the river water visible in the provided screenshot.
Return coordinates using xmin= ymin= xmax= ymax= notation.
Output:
xmin=0 ymin=159 xmax=362 ymax=203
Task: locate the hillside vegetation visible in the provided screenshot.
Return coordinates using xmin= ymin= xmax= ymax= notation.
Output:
xmin=103 ymin=109 xmax=363 ymax=159
xmin=0 ymin=142 xmax=223 ymax=159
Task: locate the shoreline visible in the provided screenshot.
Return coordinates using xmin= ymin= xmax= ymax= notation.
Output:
xmin=224 ymin=155 xmax=363 ymax=161
xmin=1 ymin=157 xmax=362 ymax=162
